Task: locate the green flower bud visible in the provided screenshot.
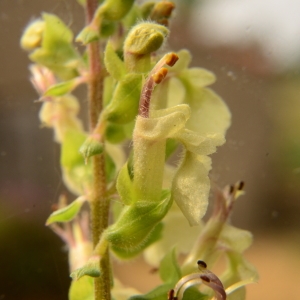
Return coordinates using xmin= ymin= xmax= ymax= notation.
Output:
xmin=100 ymin=0 xmax=135 ymax=21
xmin=103 ymin=73 xmax=142 ymax=124
xmin=20 ymin=19 xmax=45 ymax=51
xmin=140 ymin=2 xmax=156 ymax=19
xmin=124 ymin=22 xmax=169 ymax=56
xmin=124 ymin=22 xmax=169 ymax=72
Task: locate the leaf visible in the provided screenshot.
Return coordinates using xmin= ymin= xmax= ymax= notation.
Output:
xmin=104 ymin=73 xmax=142 ymax=124
xmin=42 ymin=13 xmax=73 ymax=48
xmin=159 ymin=248 xmax=181 ymax=284
xmin=128 ymin=283 xmax=173 ymax=300
xmin=43 ymin=79 xmax=78 ymax=96
xmin=46 ymin=196 xmax=86 ymax=225
xmin=29 ymin=14 xmax=80 ymax=80
xmin=104 ymin=41 xmax=126 ymax=80
xmin=61 ymin=130 xmax=87 ymax=167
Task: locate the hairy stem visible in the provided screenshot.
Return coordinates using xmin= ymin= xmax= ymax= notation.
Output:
xmin=86 ymin=1 xmax=111 ymax=299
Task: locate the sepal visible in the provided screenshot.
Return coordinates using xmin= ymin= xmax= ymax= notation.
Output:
xmin=79 ymin=135 xmax=104 ymax=163
xmin=104 ymin=191 xmax=172 ymax=257
xmin=70 ymin=255 xmax=101 ymax=281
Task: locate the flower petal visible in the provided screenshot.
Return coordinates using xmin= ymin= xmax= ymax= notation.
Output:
xmin=171 ymin=152 xmax=210 ymax=226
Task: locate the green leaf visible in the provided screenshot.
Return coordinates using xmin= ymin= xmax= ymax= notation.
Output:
xmin=128 ymin=283 xmax=173 ymax=300
xmin=60 ymin=130 xmax=93 ymax=195
xmin=43 ymin=79 xmax=78 ymax=96
xmin=61 ymin=130 xmax=87 ymax=167
xmin=69 ymin=276 xmax=93 ymax=300
xmin=104 ymin=73 xmax=142 ymax=124
xmin=159 ymin=248 xmax=181 ymax=284
xmin=42 ymin=13 xmax=73 ymax=48
xmin=46 ymin=196 xmax=86 ymax=225
xmin=104 ymin=41 xmax=126 ymax=80
xmin=29 ymin=14 xmax=80 ymax=80
xmin=70 ymin=256 xmax=101 ymax=281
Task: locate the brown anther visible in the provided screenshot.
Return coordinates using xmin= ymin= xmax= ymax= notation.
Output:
xmin=168 ymin=289 xmax=175 ymax=300
xmin=197 ymin=260 xmax=207 ymax=269
xmin=238 ymin=181 xmax=245 ymax=190
xmin=165 ymin=53 xmax=179 ymax=67
xmin=229 ymin=185 xmax=234 ymax=194
xmin=152 ymin=67 xmax=168 ymax=84
xmin=200 ymin=275 xmax=211 ymax=283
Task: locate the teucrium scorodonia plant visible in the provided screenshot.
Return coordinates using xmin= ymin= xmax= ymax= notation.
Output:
xmin=21 ymin=1 xmax=258 ymax=299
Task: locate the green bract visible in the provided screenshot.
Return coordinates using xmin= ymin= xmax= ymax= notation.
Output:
xmin=46 ymin=196 xmax=86 ymax=225
xmin=29 ymin=14 xmax=81 ymax=80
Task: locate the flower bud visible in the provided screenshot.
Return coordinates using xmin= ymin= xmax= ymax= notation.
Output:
xmin=124 ymin=22 xmax=169 ymax=72
xmin=124 ymin=22 xmax=169 ymax=56
xmin=20 ymin=19 xmax=45 ymax=51
xmin=100 ymin=0 xmax=135 ymax=21
xmin=150 ymin=1 xmax=175 ymax=26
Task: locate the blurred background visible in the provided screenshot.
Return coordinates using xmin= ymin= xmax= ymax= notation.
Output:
xmin=1 ymin=0 xmax=300 ymax=299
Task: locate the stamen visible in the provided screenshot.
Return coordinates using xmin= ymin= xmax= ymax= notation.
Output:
xmin=165 ymin=53 xmax=179 ymax=66
xmin=237 ymin=181 xmax=245 ymax=190
xmin=197 ymin=260 xmax=207 ymax=269
xmin=138 ymin=52 xmax=178 ymax=118
xmin=152 ymin=68 xmax=168 ymax=84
